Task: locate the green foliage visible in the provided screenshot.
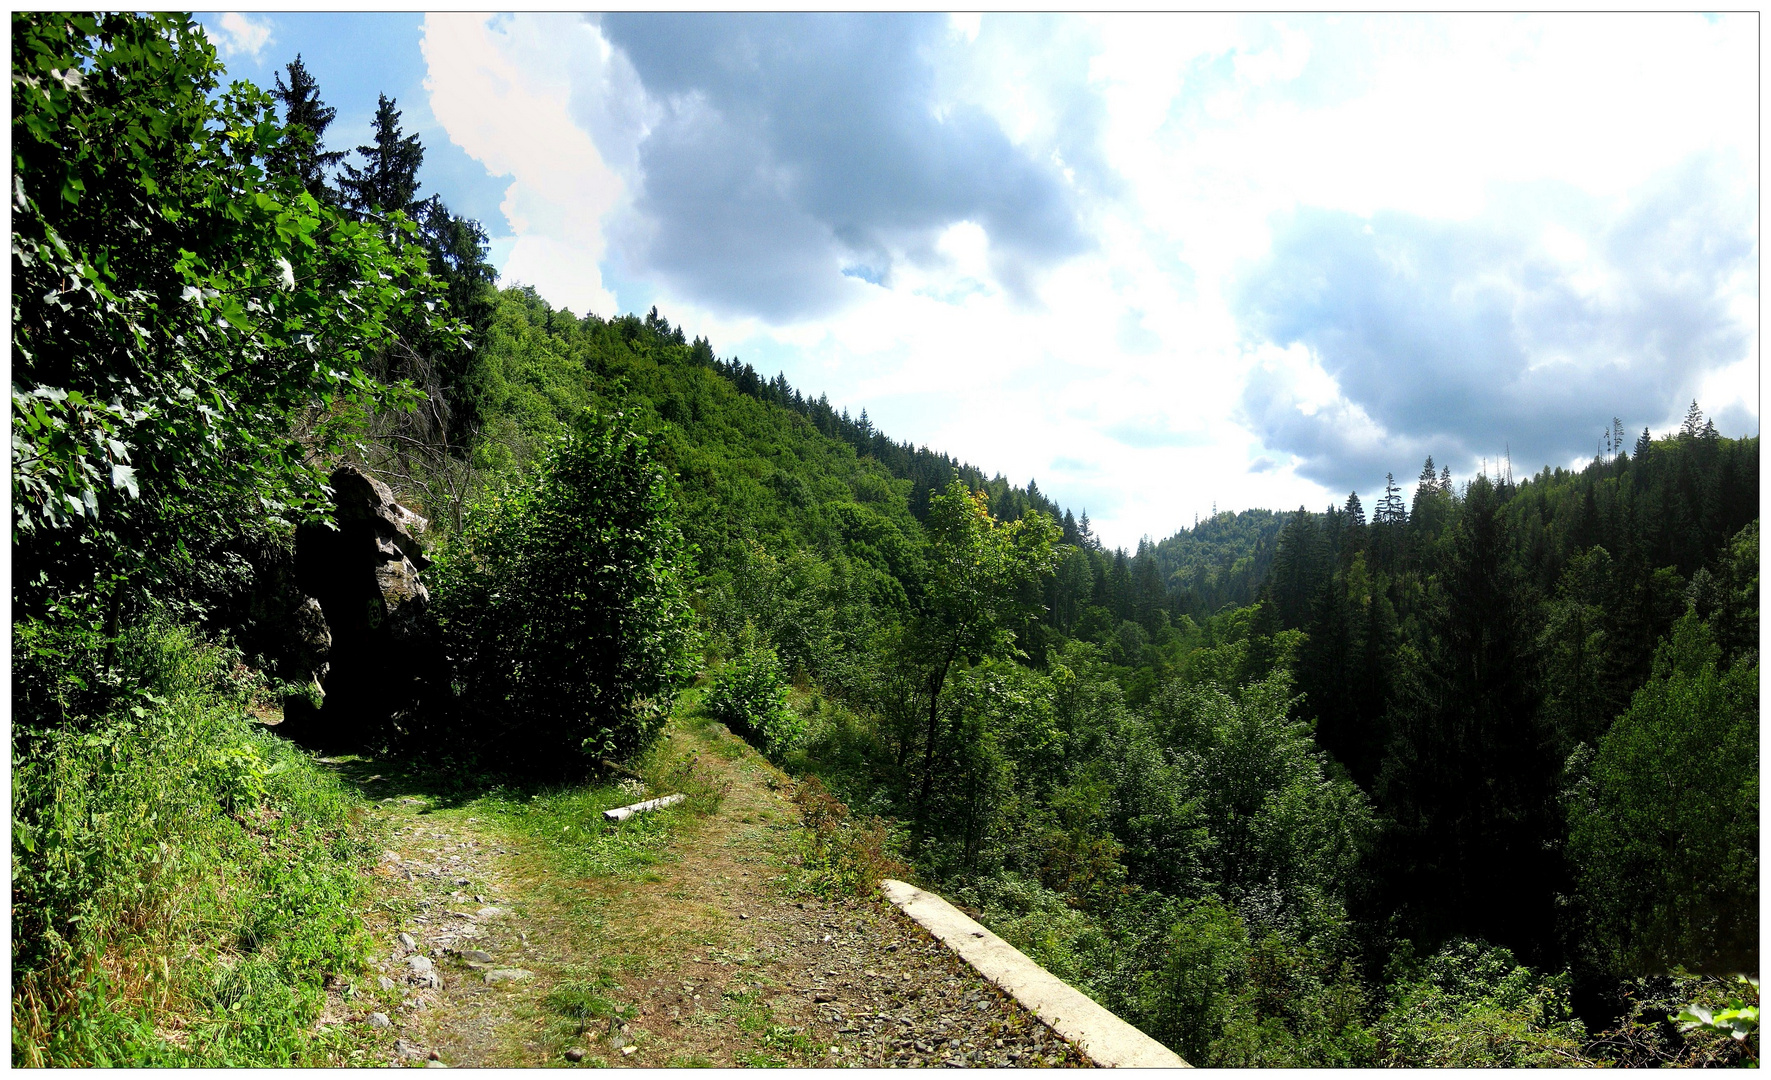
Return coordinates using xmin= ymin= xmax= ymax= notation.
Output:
xmin=11 ymin=13 xmax=456 ymax=626
xmin=430 ymin=415 xmax=699 ymax=769
xmin=1677 ymin=975 xmax=1759 ymax=1046
xmin=705 ymin=541 xmax=895 ymax=701
xmin=1589 ymin=971 xmax=1759 ymax=1067
xmin=787 ymin=776 xmax=906 ymax=899
xmin=909 ymin=481 xmax=1060 ymax=810
xmin=1374 ymin=940 xmax=1590 ymax=1067
xmin=1139 ymin=668 xmax=1374 ymax=936
xmin=11 ymin=617 xmax=374 ymax=1066
xmin=705 ymin=627 xmax=805 ymax=760
xmin=1137 ymin=897 xmax=1252 ymax=1063
xmin=917 ymin=480 xmax=1061 ymax=670
xmin=1565 ymin=609 xmax=1759 ymax=975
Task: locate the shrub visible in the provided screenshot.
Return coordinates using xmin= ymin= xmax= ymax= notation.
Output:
xmin=1375 ymin=940 xmax=1591 ymax=1067
xmin=1587 ymin=972 xmax=1759 ymax=1067
xmin=430 ymin=415 xmax=699 ymax=770
xmin=789 ymin=776 xmax=906 ymax=898
xmin=705 ymin=626 xmax=804 ymax=760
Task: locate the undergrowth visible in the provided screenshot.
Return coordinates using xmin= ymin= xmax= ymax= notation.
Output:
xmin=11 ymin=616 xmax=377 ymax=1067
xmin=787 ymin=775 xmax=907 ymax=899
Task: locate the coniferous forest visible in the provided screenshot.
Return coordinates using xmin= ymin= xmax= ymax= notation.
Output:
xmin=12 ymin=14 xmax=1759 ymax=1067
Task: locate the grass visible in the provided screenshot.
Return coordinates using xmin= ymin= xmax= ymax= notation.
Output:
xmin=12 ymin=617 xmax=380 ymax=1067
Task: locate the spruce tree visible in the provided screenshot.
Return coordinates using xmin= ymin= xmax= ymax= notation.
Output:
xmin=338 ymin=94 xmax=425 ymax=217
xmin=268 ymin=55 xmax=344 ymax=203
xmin=1379 ymin=475 xmax=1557 ymax=960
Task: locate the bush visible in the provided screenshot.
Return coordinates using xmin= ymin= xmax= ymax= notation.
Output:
xmin=789 ymin=776 xmax=905 ymax=898
xmin=430 ymin=415 xmax=699 ymax=770
xmin=705 ymin=627 xmax=804 ymax=760
xmin=1375 ymin=940 xmax=1591 ymax=1067
xmin=1590 ymin=971 xmax=1760 ymax=1067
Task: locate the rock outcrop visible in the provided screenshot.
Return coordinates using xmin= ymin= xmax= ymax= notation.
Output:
xmin=284 ymin=464 xmax=438 ymax=750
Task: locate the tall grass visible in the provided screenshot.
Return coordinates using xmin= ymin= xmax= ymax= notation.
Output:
xmin=12 ymin=617 xmax=376 ymax=1066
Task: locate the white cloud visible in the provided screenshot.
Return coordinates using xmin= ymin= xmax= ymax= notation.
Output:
xmin=427 ymin=13 xmax=1756 ymax=549
xmin=421 ymin=13 xmax=624 ymax=317
xmin=206 ymin=12 xmax=273 ymax=62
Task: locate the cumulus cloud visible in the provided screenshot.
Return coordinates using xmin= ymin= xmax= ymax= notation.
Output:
xmin=421 ymin=14 xmax=623 ymax=317
xmin=594 ymin=13 xmax=1092 ymax=320
xmin=1234 ymin=153 xmax=1757 ymax=492
xmin=406 ymin=10 xmax=1753 ymax=547
xmin=205 ymin=12 xmax=273 ymax=62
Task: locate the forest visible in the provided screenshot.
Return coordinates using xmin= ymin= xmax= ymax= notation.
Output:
xmin=12 ymin=14 xmax=1759 ymax=1067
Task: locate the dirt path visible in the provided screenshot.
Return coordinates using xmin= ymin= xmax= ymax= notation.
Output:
xmin=330 ymin=711 xmax=1086 ymax=1068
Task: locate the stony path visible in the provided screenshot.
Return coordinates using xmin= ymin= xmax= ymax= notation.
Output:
xmin=329 ymin=716 xmax=1086 ymax=1068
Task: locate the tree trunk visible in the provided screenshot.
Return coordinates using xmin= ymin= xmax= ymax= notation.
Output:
xmin=917 ymin=656 xmax=953 ymax=813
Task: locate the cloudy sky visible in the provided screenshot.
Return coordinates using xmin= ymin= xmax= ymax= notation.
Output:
xmin=199 ymin=12 xmax=1757 ymax=551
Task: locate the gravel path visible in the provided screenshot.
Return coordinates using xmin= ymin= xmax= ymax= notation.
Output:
xmin=332 ymin=719 xmax=1088 ymax=1068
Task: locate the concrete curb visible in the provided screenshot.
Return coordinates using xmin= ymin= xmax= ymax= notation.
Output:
xmin=880 ymin=879 xmax=1189 ymax=1068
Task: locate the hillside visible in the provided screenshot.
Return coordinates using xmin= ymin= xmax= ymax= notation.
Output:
xmin=13 ymin=14 xmax=1758 ymax=1070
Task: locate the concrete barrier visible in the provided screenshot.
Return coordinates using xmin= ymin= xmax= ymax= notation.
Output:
xmin=880 ymin=879 xmax=1188 ymax=1068
xmin=602 ymin=793 xmax=684 ymax=822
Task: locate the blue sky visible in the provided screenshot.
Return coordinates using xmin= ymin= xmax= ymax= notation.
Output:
xmin=197 ymin=12 xmax=1758 ymax=550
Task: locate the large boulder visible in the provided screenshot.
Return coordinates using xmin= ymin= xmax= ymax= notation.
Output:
xmin=287 ymin=464 xmax=437 ymax=749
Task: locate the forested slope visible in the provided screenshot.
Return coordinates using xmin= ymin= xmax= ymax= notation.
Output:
xmin=452 ymin=284 xmax=1758 ymax=1065
xmin=12 ymin=12 xmax=1758 ymax=1068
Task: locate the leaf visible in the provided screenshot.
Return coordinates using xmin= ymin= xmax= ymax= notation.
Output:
xmin=111 ymin=463 xmax=138 ymax=499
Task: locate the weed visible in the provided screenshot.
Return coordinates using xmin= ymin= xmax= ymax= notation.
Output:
xmin=640 ymin=747 xmax=732 ymax=816
xmin=476 ymin=782 xmax=679 ymax=879
xmin=788 ymin=775 xmax=907 ymax=899
xmin=545 ymin=978 xmax=619 ymax=1035
xmin=12 ymin=617 xmax=376 ymax=1067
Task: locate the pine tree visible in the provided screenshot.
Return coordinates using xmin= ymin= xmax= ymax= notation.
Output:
xmin=268 ymin=55 xmax=344 ymax=203
xmin=1378 ymin=475 xmax=1556 ymax=959
xmin=338 ymin=94 xmax=425 ymax=217
xmin=1377 ymin=473 xmax=1406 ymax=525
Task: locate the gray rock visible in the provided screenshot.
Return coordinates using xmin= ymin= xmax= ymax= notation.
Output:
xmin=484 ymin=968 xmax=533 ymax=986
xmin=406 ymin=954 xmax=441 ymax=989
xmin=461 ymin=949 xmax=494 ymax=964
xmin=394 ymin=1038 xmax=425 ymax=1059
xmin=424 ymin=1060 xmax=449 ymax=1068
xmin=398 ymin=932 xmax=418 ymax=953
xmin=367 ymin=1012 xmax=391 ymax=1029
xmin=564 ymin=1048 xmax=587 ymax=1062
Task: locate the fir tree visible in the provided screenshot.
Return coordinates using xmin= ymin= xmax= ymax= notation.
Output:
xmin=1344 ymin=491 xmax=1367 ymax=528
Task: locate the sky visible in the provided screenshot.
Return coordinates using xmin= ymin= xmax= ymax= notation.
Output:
xmin=197 ymin=12 xmax=1759 ymax=552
